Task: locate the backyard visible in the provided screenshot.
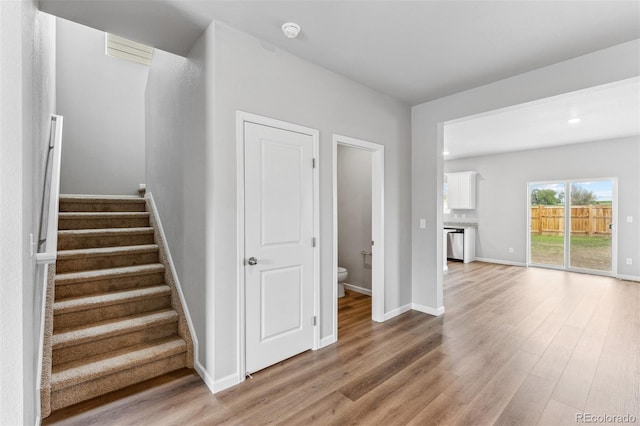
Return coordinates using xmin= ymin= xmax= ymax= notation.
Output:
xmin=530 ymin=234 xmax=612 ymax=271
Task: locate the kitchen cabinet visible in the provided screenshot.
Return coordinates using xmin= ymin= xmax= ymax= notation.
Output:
xmin=446 ymin=171 xmax=477 ymax=209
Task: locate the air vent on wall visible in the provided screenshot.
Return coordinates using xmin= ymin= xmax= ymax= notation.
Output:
xmin=105 ymin=33 xmax=154 ymax=66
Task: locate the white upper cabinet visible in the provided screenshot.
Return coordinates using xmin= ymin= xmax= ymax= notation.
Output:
xmin=446 ymin=171 xmax=477 ymax=209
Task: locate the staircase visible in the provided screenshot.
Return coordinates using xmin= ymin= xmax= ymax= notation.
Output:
xmin=43 ymin=195 xmax=193 ymax=414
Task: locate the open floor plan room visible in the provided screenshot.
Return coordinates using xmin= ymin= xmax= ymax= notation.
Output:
xmin=43 ymin=262 xmax=640 ymax=425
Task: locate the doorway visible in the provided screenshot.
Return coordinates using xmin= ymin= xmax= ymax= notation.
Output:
xmin=236 ymin=112 xmax=320 ymax=377
xmin=528 ymin=178 xmax=617 ymax=275
xmin=332 ymin=134 xmax=385 ymax=341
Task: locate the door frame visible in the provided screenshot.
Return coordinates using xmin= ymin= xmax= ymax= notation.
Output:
xmin=526 ymin=177 xmax=618 ymax=276
xmin=236 ymin=111 xmax=320 ymax=383
xmin=332 ymin=134 xmax=385 ymax=334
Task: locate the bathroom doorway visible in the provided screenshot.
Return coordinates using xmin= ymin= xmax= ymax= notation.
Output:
xmin=332 ymin=134 xmax=385 ymax=342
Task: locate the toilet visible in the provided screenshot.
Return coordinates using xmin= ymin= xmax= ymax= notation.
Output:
xmin=337 ymin=267 xmax=348 ymax=298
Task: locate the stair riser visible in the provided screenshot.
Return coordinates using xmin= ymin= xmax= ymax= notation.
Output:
xmin=59 ymin=217 xmax=150 ymax=230
xmin=50 ymin=352 xmax=186 ymax=411
xmin=56 ymin=251 xmax=159 ymax=274
xmin=55 ymin=272 xmax=165 ymax=300
xmin=59 ymin=202 xmax=146 ymax=213
xmin=58 ymin=233 xmax=155 ymax=250
xmin=54 ymin=295 xmax=171 ymax=329
xmin=53 ymin=322 xmax=179 ymax=366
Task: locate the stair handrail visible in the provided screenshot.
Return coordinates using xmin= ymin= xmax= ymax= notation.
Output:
xmin=36 ymin=114 xmax=64 ymax=264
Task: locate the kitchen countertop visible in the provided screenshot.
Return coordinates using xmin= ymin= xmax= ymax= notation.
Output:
xmin=444 ymin=222 xmax=478 ymax=228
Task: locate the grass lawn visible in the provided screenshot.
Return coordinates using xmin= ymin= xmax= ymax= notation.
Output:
xmin=530 ymin=234 xmax=612 ymax=271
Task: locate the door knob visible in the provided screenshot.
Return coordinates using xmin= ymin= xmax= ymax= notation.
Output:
xmin=248 ymin=257 xmax=258 ymax=265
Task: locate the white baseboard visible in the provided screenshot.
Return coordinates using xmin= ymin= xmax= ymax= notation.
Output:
xmin=343 ymin=283 xmax=372 ymax=296
xmin=475 ymin=257 xmax=526 ymax=267
xmin=145 ymin=192 xmax=200 ymax=369
xmin=320 ymin=335 xmax=337 ymax=348
xmin=194 ymin=361 xmax=215 ymax=394
xmin=383 ymin=303 xmax=412 ymax=321
xmin=617 ymin=274 xmax=640 ymax=283
xmin=412 ymin=303 xmax=445 ymax=317
xmin=214 ymin=372 xmax=241 ymax=393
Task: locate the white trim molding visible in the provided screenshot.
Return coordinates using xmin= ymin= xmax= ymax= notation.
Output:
xmin=319 ymin=335 xmax=337 ymax=348
xmin=332 ymin=133 xmax=386 ymax=347
xmin=412 ymin=303 xmax=445 ymax=317
xmin=213 ymin=372 xmax=240 ymax=393
xmin=616 ymin=274 xmax=640 ymax=283
xmin=343 ymin=283 xmax=372 ymax=296
xmin=475 ymin=257 xmax=527 ymax=267
xmin=383 ymin=303 xmax=412 ymax=321
xmin=194 ymin=361 xmax=215 ymax=394
xmin=145 ymin=193 xmax=200 ymax=373
xmin=236 ymin=111 xmax=321 ymax=383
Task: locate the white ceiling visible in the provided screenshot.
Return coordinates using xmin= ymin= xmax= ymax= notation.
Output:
xmin=39 ymin=0 xmax=640 ymax=105
xmin=443 ymin=77 xmax=640 ymax=160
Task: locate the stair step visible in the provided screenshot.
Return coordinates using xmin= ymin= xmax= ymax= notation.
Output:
xmin=54 ymin=285 xmax=172 ymax=329
xmin=58 ymin=212 xmax=150 ymax=230
xmin=50 ymin=337 xmax=187 ymax=410
xmin=59 ymin=195 xmax=146 ymax=212
xmin=58 ymin=227 xmax=155 ymax=250
xmin=56 ymin=244 xmax=159 ymax=273
xmin=55 ymin=264 xmax=165 ymax=299
xmin=52 ymin=310 xmax=179 ymax=366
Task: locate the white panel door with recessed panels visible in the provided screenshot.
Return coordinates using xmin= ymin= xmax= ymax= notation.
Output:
xmin=244 ymin=121 xmax=315 ymax=374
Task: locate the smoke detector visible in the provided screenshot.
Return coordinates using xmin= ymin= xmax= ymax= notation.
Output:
xmin=282 ymin=22 xmax=301 ymax=39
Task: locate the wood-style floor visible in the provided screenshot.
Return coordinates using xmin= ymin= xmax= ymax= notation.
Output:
xmin=44 ymin=262 xmax=640 ymax=425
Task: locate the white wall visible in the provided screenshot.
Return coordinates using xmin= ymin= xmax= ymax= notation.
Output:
xmin=57 ymin=18 xmax=147 ymax=196
xmin=412 ymin=40 xmax=640 ymax=312
xmin=212 ymin=22 xmax=411 ymax=382
xmin=337 ymin=145 xmax=372 ymax=291
xmin=0 ymin=2 xmax=56 ymax=424
xmin=145 ymin=23 xmax=215 ymax=379
xmin=444 ymin=137 xmax=640 ymax=276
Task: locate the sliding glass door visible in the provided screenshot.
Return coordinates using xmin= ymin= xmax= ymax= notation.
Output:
xmin=529 ymin=182 xmax=566 ymax=268
xmin=528 ymin=179 xmax=616 ymax=274
xmin=568 ymin=180 xmax=614 ymax=272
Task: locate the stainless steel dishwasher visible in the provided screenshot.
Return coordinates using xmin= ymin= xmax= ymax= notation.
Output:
xmin=446 ymin=228 xmax=464 ymax=261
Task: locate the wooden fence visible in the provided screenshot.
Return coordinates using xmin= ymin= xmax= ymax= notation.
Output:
xmin=530 ymin=205 xmax=612 ymax=236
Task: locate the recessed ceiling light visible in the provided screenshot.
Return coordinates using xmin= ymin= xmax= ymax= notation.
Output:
xmin=568 ymin=117 xmax=581 ymax=124
xmin=282 ymin=22 xmax=301 ymax=39
xmin=443 ymin=151 xmax=450 ymax=156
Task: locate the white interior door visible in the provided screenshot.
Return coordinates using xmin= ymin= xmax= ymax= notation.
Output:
xmin=244 ymin=122 xmax=315 ymax=374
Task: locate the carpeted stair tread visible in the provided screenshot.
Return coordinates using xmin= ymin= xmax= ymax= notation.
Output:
xmin=51 ymin=337 xmax=186 ymax=391
xmin=60 ymin=194 xmax=144 ymax=202
xmin=58 ymin=227 xmax=154 ymax=237
xmin=40 ymin=194 xmax=195 ymax=417
xmin=55 ymin=263 xmax=165 ymax=286
xmin=58 ymin=212 xmax=150 ymax=219
xmin=53 ymin=310 xmax=178 ymax=349
xmin=54 ymin=285 xmax=171 ymax=314
xmin=57 ymin=244 xmax=159 ymax=260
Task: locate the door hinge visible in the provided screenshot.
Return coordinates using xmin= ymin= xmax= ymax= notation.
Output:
xmin=312 ymin=237 xmax=317 ymax=247
xmin=312 ymin=158 xmax=316 ymax=168
xmin=313 ymin=316 xmax=317 ymax=326
xmin=371 ymin=240 xmax=375 ymax=246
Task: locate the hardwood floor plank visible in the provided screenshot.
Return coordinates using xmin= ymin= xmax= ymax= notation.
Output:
xmin=338 ymin=332 xmax=446 ymax=401
xmin=275 ymin=391 xmax=354 ymax=426
xmin=44 ymin=263 xmax=640 ymax=426
xmin=551 ymin=288 xmax=614 ymax=411
xmin=494 ymin=374 xmax=556 ymax=426
xmin=584 ymin=280 xmax=640 ymax=421
xmin=537 ymin=398 xmax=582 ymax=426
xmin=530 ymin=324 xmax=583 ymax=381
